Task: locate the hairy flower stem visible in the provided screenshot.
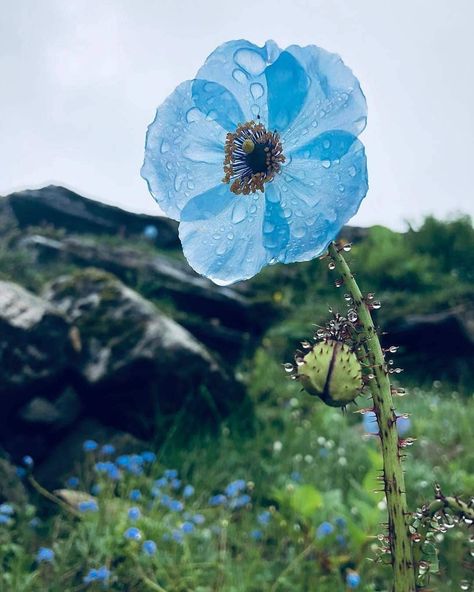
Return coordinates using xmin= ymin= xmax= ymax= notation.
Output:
xmin=328 ymin=242 xmax=416 ymax=592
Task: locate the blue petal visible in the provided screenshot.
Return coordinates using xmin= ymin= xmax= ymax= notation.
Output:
xmin=269 ymin=135 xmax=368 ymax=263
xmin=181 ymin=183 xmax=235 ymax=222
xmin=196 ymin=39 xmax=281 ymax=126
xmin=178 ymin=186 xmax=268 ymax=285
xmin=263 ymin=185 xmax=290 ymax=259
xmin=265 ymin=51 xmax=310 ymax=132
xmin=141 ymin=80 xmax=226 ymax=221
xmin=192 ymin=80 xmax=245 ymax=131
xmin=281 ymin=45 xmax=367 ymax=153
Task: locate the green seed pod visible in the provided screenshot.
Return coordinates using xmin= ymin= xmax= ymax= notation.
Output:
xmin=297 ymin=339 xmax=363 ymax=407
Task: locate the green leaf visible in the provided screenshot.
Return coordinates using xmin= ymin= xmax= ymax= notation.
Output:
xmin=290 ymin=485 xmax=323 ymax=518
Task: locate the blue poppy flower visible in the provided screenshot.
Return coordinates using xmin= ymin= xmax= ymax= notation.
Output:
xmin=142 ymin=40 xmax=368 ymax=285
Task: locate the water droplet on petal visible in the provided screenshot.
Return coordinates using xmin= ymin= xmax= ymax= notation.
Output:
xmin=216 ymin=243 xmax=227 ymax=256
xmin=263 ymin=221 xmax=275 ymax=233
xmin=234 ymin=48 xmax=266 ymax=75
xmin=250 ymin=82 xmax=264 ymax=100
xmin=323 ymin=140 xmax=331 ymax=149
xmin=231 ymin=201 xmax=247 ymax=224
xmin=185 ymin=108 xmax=201 ymax=123
xmin=293 ymin=226 xmax=306 ymax=238
xmin=227 ymin=232 xmax=234 ymax=240
xmin=232 ymin=68 xmax=247 ymax=83
xmin=348 ymin=165 xmax=357 ymax=177
xmin=160 ymin=140 xmax=170 ymax=154
xmin=321 ymin=160 xmax=331 ymax=169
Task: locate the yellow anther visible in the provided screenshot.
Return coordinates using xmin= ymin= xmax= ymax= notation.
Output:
xmin=242 ymin=139 xmax=255 ymax=154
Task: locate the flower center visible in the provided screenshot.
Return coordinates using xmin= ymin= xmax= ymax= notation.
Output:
xmin=223 ymin=121 xmax=285 ymax=195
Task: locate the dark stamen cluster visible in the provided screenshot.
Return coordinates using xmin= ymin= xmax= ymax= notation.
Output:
xmin=223 ymin=121 xmax=285 ymax=195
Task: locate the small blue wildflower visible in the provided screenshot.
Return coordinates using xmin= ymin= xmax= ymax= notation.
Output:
xmin=257 ymin=511 xmax=271 ymax=525
xmin=397 ymin=415 xmax=411 ymax=436
xmin=143 ymin=225 xmax=159 ymax=240
xmin=128 ymin=507 xmax=141 ymax=521
xmin=335 ymin=517 xmax=347 ymax=529
xmin=229 ymin=494 xmax=251 ymax=509
xmin=181 ymin=521 xmax=195 ymax=534
xmin=29 ymin=517 xmax=42 ymax=529
xmin=66 ymin=476 xmax=80 ymax=488
xmin=183 ymin=484 xmax=195 ymax=498
xmin=129 ymin=489 xmax=142 ymax=501
xmin=36 ymin=547 xmax=54 ymax=563
xmin=141 ymin=451 xmax=156 ymax=463
xmin=336 ymin=534 xmax=347 ymax=547
xmin=83 ymin=440 xmax=98 ymax=452
xmin=192 ymin=513 xmax=205 ymax=525
xmin=0 ymin=514 xmax=12 ymax=525
xmin=169 ymin=499 xmax=184 ymax=512
xmin=290 ymin=471 xmax=302 ymax=482
xmin=316 ymin=521 xmax=334 ymax=538
xmin=209 ymin=494 xmax=227 ymax=507
xmin=171 ymin=529 xmax=184 ymax=543
xmin=151 ymin=486 xmax=162 ymax=499
xmin=101 ymin=443 xmax=116 ymax=455
xmin=170 ymin=478 xmax=181 ymax=490
xmin=124 ymin=527 xmax=142 ymax=541
xmin=78 ymin=500 xmax=99 ymax=513
xmin=142 ymin=540 xmax=157 ymax=556
xmin=94 ymin=461 xmax=121 ymax=481
xmin=91 ymin=484 xmax=101 ymax=496
xmin=22 ymin=455 xmax=34 ymax=468
xmin=0 ymin=503 xmax=14 ymax=515
xmin=84 ymin=566 xmax=111 ymax=584
xmin=164 ymin=469 xmax=178 ymax=479
xmin=160 ymin=494 xmax=171 ymax=507
xmin=155 ymin=477 xmax=167 ymax=488
xmin=115 ymin=454 xmax=130 ymax=467
xmin=16 ymin=467 xmax=26 ymax=478
xmin=250 ymin=529 xmax=263 ymax=540
xmin=142 ymin=40 xmax=368 ymax=285
xmin=225 ymin=479 xmax=246 ymax=497
xmin=346 ymin=571 xmax=361 ymax=588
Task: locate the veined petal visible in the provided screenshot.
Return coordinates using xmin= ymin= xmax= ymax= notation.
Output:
xmin=141 ymin=80 xmax=226 ymax=221
xmin=265 ymin=51 xmax=310 ymax=132
xmin=196 ymin=39 xmax=281 ymax=126
xmin=282 ymin=45 xmax=367 ymax=152
xmin=270 ymin=135 xmax=368 ymax=263
xmin=178 ymin=185 xmax=267 ymax=285
xmin=263 ymin=185 xmax=291 ymax=259
xmin=191 ymin=80 xmax=245 ymax=131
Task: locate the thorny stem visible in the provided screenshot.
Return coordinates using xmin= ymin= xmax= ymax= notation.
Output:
xmin=328 ymin=242 xmax=416 ymax=592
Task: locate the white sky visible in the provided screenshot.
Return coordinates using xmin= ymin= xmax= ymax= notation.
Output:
xmin=1 ymin=0 xmax=473 ymax=230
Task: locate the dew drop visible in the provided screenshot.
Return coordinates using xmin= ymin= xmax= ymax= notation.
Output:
xmin=293 ymin=226 xmax=306 ymax=238
xmin=251 ymin=104 xmax=260 ymax=116
xmin=323 ymin=139 xmax=331 ymax=149
xmin=328 ymin=261 xmax=336 ymax=270
xmin=284 ymin=363 xmax=294 ymax=373
xmin=348 ymin=165 xmax=357 ymax=177
xmin=321 ymin=160 xmax=331 ymax=169
xmin=234 ymin=48 xmax=266 ymax=75
xmin=343 ymin=243 xmax=352 ymax=252
xmin=185 ymin=108 xmax=201 ymax=123
xmin=334 ymin=278 xmax=344 ymax=288
xmin=227 ymin=232 xmax=234 ymax=240
xmin=338 ymin=184 xmax=345 ymax=193
xmin=459 ymin=580 xmax=470 ymax=591
xmin=232 ymin=68 xmax=247 ymax=83
xmin=216 ymin=243 xmax=227 ymax=256
xmin=250 ymin=82 xmax=264 ymax=100
xmin=160 ymin=140 xmax=170 ymax=154
xmin=282 ymin=208 xmax=292 ymax=219
xmin=372 ymin=301 xmax=382 ymax=310
xmin=263 ymin=221 xmax=275 ymax=233
xmin=347 ymin=310 xmax=358 ymax=323
xmin=231 ymin=201 xmax=247 ymax=224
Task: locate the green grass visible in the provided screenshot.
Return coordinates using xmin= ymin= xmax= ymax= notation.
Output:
xmin=1 ymin=370 xmax=472 ymax=591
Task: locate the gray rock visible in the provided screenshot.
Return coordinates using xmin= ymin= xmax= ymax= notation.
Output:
xmin=18 ymin=388 xmax=81 ymax=428
xmin=0 ymin=281 xmax=71 ymax=403
xmin=43 ymin=269 xmax=245 ymax=436
xmin=5 ymin=185 xmax=179 ymax=248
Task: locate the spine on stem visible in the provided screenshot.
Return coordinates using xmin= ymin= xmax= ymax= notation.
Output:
xmin=327 ymin=242 xmax=416 ymax=592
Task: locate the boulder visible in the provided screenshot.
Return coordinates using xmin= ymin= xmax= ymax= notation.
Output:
xmin=21 ymin=234 xmax=276 ymax=357
xmin=43 ymin=268 xmax=245 ymax=437
xmin=4 ymin=185 xmax=179 ymax=248
xmin=0 ymin=281 xmax=72 ymax=406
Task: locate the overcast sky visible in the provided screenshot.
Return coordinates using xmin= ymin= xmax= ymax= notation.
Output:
xmin=1 ymin=0 xmax=473 ymax=230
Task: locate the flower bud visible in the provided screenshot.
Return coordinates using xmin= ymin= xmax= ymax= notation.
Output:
xmin=297 ymin=340 xmax=363 ymax=407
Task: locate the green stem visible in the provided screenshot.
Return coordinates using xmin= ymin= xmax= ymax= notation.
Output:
xmin=28 ymin=475 xmax=81 ymax=518
xmin=328 ymin=242 xmax=416 ymax=592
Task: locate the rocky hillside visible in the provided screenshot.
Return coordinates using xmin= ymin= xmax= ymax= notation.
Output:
xmin=0 ymin=185 xmax=473 ymax=488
